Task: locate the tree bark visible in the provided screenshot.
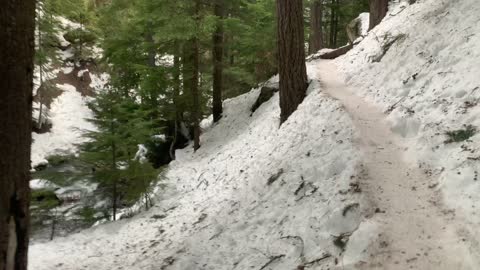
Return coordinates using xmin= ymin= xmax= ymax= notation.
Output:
xmin=369 ymin=0 xmax=388 ymax=30
xmin=170 ymin=44 xmax=181 ymax=160
xmin=212 ymin=0 xmax=224 ymax=123
xmin=145 ymin=21 xmax=156 ymax=68
xmin=309 ymin=0 xmax=323 ymax=54
xmin=329 ymin=0 xmax=336 ymax=48
xmin=0 ymin=1 xmax=35 ymax=270
xmin=192 ymin=0 xmax=201 ymax=151
xmin=276 ymin=0 xmax=308 ymax=124
xmin=333 ymin=0 xmax=339 ymax=48
xmin=110 ymin=106 xmax=117 ymax=221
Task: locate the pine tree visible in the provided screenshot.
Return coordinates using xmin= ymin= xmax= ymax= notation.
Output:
xmin=35 ymin=0 xmax=60 ymax=131
xmin=309 ymin=0 xmax=324 ymax=54
xmin=212 ymin=0 xmax=225 ymax=123
xmin=81 ymin=89 xmax=159 ymax=220
xmin=191 ymin=0 xmax=202 ymax=151
xmin=276 ymin=0 xmax=309 ymax=124
xmin=0 ymin=0 xmax=36 ymax=269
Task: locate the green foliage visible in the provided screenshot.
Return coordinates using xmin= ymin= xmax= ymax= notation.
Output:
xmin=31 ymin=189 xmax=61 ymax=212
xmin=46 ymin=154 xmax=75 ymax=166
xmin=64 ymin=29 xmax=97 ymax=45
xmin=80 ymin=88 xmax=160 ymax=217
xmin=76 ymin=206 xmax=100 ymax=223
xmin=445 ymin=125 xmax=476 ymax=144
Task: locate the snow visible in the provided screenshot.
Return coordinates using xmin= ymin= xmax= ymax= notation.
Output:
xmin=30 ymin=179 xmax=59 ymax=190
xmin=89 ymin=72 xmax=110 ymax=91
xmin=77 ymin=69 xmax=88 ymax=77
xmin=55 ymin=15 xmax=81 ymax=30
xmin=156 ymin=54 xmax=174 ymax=67
xmin=133 ymin=144 xmax=148 ymax=163
xmin=358 ymin=12 xmax=370 ymax=37
xmin=31 ymin=83 xmax=96 ymax=167
xmin=29 ymin=64 xmax=371 ymax=269
xmin=29 ymin=1 xmax=480 ymax=268
xmin=62 ymin=66 xmax=74 ymax=74
xmin=337 ymin=0 xmax=480 ymax=257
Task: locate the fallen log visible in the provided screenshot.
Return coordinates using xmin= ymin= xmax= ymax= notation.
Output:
xmin=311 ymin=44 xmax=354 ymax=60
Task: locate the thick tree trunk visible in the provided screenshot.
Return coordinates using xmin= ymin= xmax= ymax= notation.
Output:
xmin=212 ymin=0 xmax=224 ymax=123
xmin=276 ymin=0 xmax=308 ymax=124
xmin=309 ymin=0 xmax=323 ymax=54
xmin=192 ymin=0 xmax=201 ymax=151
xmin=369 ymin=0 xmax=388 ymax=30
xmin=0 ymin=1 xmax=35 ymax=270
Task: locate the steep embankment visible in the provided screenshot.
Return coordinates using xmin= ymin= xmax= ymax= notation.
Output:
xmin=337 ymin=0 xmax=480 ymax=263
xmin=30 ymin=62 xmax=377 ymax=269
xmin=31 ymin=16 xmax=108 ymax=168
xmin=318 ymin=61 xmax=475 ymax=269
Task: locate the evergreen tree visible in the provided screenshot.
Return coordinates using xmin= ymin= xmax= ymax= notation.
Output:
xmin=35 ymin=0 xmax=60 ymax=131
xmin=212 ymin=0 xmax=225 ymax=123
xmin=276 ymin=0 xmax=309 ymax=124
xmin=309 ymin=0 xmax=324 ymax=54
xmin=81 ymin=89 xmax=159 ymax=220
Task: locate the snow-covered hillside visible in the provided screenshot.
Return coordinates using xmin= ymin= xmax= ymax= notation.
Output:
xmin=338 ymin=0 xmax=480 ymax=251
xmin=29 ymin=62 xmax=378 ymax=269
xmin=29 ymin=0 xmax=480 ymax=269
xmin=31 ymin=83 xmax=95 ymax=167
xmin=31 ymin=16 xmax=108 ymax=168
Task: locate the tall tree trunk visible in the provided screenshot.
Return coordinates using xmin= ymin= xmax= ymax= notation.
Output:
xmin=170 ymin=43 xmax=181 ymax=160
xmin=276 ymin=0 xmax=308 ymax=124
xmin=110 ymin=110 xmax=117 ymax=221
xmin=0 ymin=1 xmax=35 ymax=270
xmin=309 ymin=0 xmax=323 ymax=54
xmin=191 ymin=0 xmax=201 ymax=151
xmin=329 ymin=0 xmax=336 ymax=48
xmin=369 ymin=0 xmax=388 ymax=30
xmin=38 ymin=24 xmax=45 ymax=130
xmin=333 ymin=0 xmax=339 ymax=48
xmin=212 ymin=0 xmax=224 ymax=123
xmin=145 ymin=24 xmax=156 ymax=68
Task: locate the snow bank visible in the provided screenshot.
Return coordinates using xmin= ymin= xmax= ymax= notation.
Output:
xmin=30 ymin=64 xmax=371 ymax=269
xmin=30 ymin=179 xmax=59 ymax=190
xmin=31 ymin=83 xmax=95 ymax=167
xmin=337 ymin=0 xmax=480 ymax=241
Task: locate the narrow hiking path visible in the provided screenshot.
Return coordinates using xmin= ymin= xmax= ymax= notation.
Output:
xmin=314 ymin=60 xmax=476 ymax=270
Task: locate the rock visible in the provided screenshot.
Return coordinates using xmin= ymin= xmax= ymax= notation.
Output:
xmin=251 ymin=86 xmax=279 ymax=115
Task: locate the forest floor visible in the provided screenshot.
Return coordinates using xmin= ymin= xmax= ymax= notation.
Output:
xmin=316 ymin=60 xmax=476 ymax=269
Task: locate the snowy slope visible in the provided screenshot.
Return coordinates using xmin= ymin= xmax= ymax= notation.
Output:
xmin=31 ymin=16 xmax=108 ymax=168
xmin=29 ymin=64 xmax=375 ymax=269
xmin=337 ymin=0 xmax=480 ymax=250
xmin=31 ymin=83 xmax=95 ymax=167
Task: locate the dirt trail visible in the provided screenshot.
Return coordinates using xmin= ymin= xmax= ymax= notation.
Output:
xmin=315 ymin=60 xmax=475 ymax=270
